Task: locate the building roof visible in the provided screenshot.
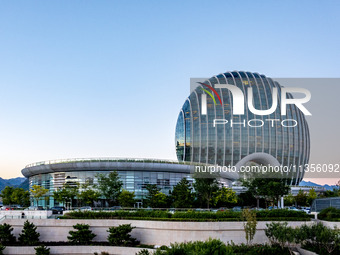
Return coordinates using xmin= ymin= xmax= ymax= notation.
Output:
xmin=21 ymin=158 xmax=193 ymax=178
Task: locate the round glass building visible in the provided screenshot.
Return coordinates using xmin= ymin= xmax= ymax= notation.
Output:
xmin=175 ymin=71 xmax=310 ymax=185
xmin=21 ymin=158 xmax=194 ymax=207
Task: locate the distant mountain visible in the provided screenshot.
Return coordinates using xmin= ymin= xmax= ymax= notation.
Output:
xmin=299 ymin=180 xmax=338 ymax=191
xmin=0 ymin=177 xmax=28 ymax=191
xmin=0 ymin=178 xmax=9 ymax=191
xmin=18 ymin=178 xmax=29 ymax=190
xmin=5 ymin=177 xmax=26 ymax=186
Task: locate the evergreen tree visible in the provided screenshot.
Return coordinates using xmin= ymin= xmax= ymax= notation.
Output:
xmin=193 ymin=177 xmax=219 ymax=209
xmin=34 ymin=245 xmax=50 ymax=255
xmin=67 ymin=224 xmax=96 ymax=244
xmin=144 ymin=184 xmax=167 ymax=208
xmin=0 ymin=244 xmax=5 ymax=255
xmin=107 ymin=224 xmax=138 ymax=246
xmin=0 ymin=223 xmax=16 ymax=245
xmin=171 ymin=178 xmax=194 ymax=208
xmin=18 ymin=220 xmax=40 ymax=245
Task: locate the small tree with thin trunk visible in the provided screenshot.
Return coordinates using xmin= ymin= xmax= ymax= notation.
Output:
xmin=242 ymin=209 xmax=257 ymax=245
xmin=30 ymin=185 xmax=48 ymax=206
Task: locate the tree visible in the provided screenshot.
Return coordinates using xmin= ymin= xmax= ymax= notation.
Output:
xmin=118 ymin=189 xmax=136 ymax=207
xmin=243 ymin=177 xmax=290 ymax=207
xmin=96 ymin=171 xmax=123 ymax=206
xmin=265 ymin=222 xmax=295 ymax=248
xmin=0 ymin=244 xmax=4 ymax=255
xmin=18 ymin=220 xmax=40 ymax=245
xmin=193 ymin=177 xmax=219 ymax=209
xmin=170 ymin=178 xmax=194 ymax=208
xmin=30 ymin=185 xmax=48 ymax=206
xmin=144 ymin=184 xmax=167 ymax=208
xmin=11 ymin=188 xmax=30 ymax=207
xmin=0 ymin=186 xmax=14 ymax=205
xmin=153 ymin=192 xmax=167 ymax=208
xmin=320 ymin=189 xmax=338 ymax=198
xmin=295 ymin=190 xmax=308 ymax=206
xmin=237 ymin=190 xmax=258 ymax=207
xmin=307 ymin=188 xmax=317 ymax=205
xmin=79 ymin=182 xmax=100 ymax=206
xmin=242 ymin=209 xmax=257 ymax=245
xmin=0 ymin=223 xmax=16 ymax=245
xmin=1 ymin=187 xmax=30 ymax=207
xmin=34 ymin=245 xmax=50 ymax=255
xmin=53 ymin=183 xmax=79 ymax=209
xmin=107 ymin=224 xmax=138 ymax=246
xmin=284 ymin=193 xmax=295 ymax=206
xmin=67 ymin=224 xmax=96 ymax=244
xmin=212 ymin=186 xmax=237 ymax=207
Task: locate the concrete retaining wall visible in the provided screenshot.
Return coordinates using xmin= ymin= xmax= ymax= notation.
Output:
xmin=5 ymin=219 xmax=340 ymax=246
xmin=3 ymin=246 xmax=154 ymax=255
xmin=0 ymin=210 xmax=52 ymax=219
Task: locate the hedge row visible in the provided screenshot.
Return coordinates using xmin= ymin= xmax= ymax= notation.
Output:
xmin=62 ymin=209 xmax=311 ymax=221
xmin=318 ymin=207 xmax=340 ymax=221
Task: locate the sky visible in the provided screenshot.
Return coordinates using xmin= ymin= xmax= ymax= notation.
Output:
xmin=0 ymin=0 xmax=339 ymax=185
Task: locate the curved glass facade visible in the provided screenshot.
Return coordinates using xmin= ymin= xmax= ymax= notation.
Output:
xmin=22 ymin=159 xmax=194 ymax=208
xmin=29 ymin=170 xmax=192 ymax=208
xmin=175 ymin=71 xmax=310 ymax=185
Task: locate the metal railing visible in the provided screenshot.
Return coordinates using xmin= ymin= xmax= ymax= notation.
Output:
xmin=25 ymin=157 xmax=198 ymax=168
xmin=0 ymin=215 xmax=49 ymax=220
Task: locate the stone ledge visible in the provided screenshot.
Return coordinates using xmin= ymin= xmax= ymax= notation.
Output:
xmin=3 ymin=246 xmax=154 ymax=255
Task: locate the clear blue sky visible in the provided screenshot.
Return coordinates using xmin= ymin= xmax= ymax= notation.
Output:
xmin=0 ymin=0 xmax=339 ymax=183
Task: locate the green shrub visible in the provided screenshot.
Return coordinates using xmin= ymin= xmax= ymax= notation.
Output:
xmin=0 ymin=223 xmax=16 ymax=245
xmin=152 ymin=239 xmax=291 ymax=255
xmin=265 ymin=222 xmax=296 ymax=248
xmin=152 ymin=238 xmax=229 ymax=255
xmin=0 ymin=244 xmax=5 ymax=255
xmin=34 ymin=245 xmax=50 ymax=255
xmin=67 ymin=224 xmax=96 ymax=244
xmin=93 ymin=252 xmax=109 ymax=255
xmin=18 ymin=220 xmax=40 ymax=245
xmin=265 ymin=221 xmax=340 ymax=255
xmin=107 ymin=224 xmax=139 ymax=246
xmin=318 ymin=207 xmax=340 ymax=221
xmin=229 ymin=243 xmax=290 ymax=255
xmin=135 ymin=249 xmax=151 ymax=255
xmin=62 ymin=209 xmax=310 ymax=221
xmin=257 ymin=209 xmax=307 ymax=218
xmin=307 ymin=222 xmax=340 ymax=254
